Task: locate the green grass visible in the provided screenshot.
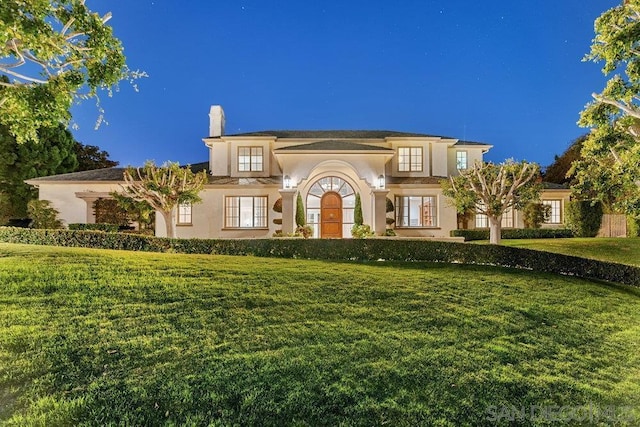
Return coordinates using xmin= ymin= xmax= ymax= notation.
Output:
xmin=0 ymin=243 xmax=639 ymax=426
xmin=498 ymin=237 xmax=640 ymax=267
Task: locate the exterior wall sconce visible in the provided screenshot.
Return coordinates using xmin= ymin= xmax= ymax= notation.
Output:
xmin=377 ymin=174 xmax=385 ymax=189
xmin=283 ymin=175 xmax=291 ymax=189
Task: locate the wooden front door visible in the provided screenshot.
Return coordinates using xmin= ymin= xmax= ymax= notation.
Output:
xmin=321 ymin=192 xmax=342 ymax=238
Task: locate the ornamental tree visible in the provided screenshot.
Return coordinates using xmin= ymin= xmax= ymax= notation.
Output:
xmin=0 ymin=0 xmax=145 ymax=143
xmin=120 ymin=161 xmax=208 ymax=238
xmin=442 ymin=160 xmax=542 ymax=244
xmin=575 ymin=0 xmax=640 ymax=218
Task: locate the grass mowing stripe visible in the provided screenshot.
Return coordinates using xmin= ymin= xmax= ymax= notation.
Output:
xmin=0 ymin=243 xmax=638 ymax=425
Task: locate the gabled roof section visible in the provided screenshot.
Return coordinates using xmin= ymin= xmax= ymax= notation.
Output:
xmin=454 ymin=140 xmax=489 ymax=146
xmin=225 ymin=130 xmax=446 ymax=139
xmin=275 ymin=140 xmax=394 ymax=152
xmin=27 ymin=167 xmax=126 ymax=182
xmin=26 ymin=162 xmax=210 ymax=183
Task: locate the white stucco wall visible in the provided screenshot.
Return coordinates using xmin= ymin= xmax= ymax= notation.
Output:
xmin=34 ymin=182 xmax=123 ymax=226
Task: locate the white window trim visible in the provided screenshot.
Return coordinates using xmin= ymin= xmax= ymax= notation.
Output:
xmin=237 ymin=146 xmax=264 ymax=172
xmin=224 ymin=196 xmax=268 ymax=229
xmin=397 ymin=146 xmax=423 ymax=172
xmin=456 ymin=150 xmax=468 ymax=170
xmin=395 ymin=195 xmax=438 ymax=228
xmin=177 ymin=202 xmax=192 ymax=225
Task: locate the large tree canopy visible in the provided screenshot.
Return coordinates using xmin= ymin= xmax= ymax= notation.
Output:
xmin=575 ymin=0 xmax=640 ymax=217
xmin=0 ymin=0 xmax=144 ymax=143
xmin=0 ymin=123 xmax=78 ymax=220
xmin=543 ymin=135 xmax=587 ymax=185
xmin=119 ymin=161 xmax=208 ymax=238
xmin=442 ymin=160 xmax=542 ymax=244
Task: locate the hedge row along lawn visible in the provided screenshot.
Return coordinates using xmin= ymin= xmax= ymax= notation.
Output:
xmin=499 ymin=237 xmax=640 ymax=267
xmin=0 ymin=243 xmax=639 ymax=426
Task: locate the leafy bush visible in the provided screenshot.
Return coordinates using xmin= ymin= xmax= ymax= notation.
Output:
xmin=451 ymin=228 xmax=574 ymax=241
xmin=522 ymin=202 xmax=551 ymax=228
xmin=351 ymin=224 xmax=375 ymax=239
xmin=295 ymin=225 xmax=313 ymax=239
xmin=384 ymin=228 xmax=397 ymax=236
xmin=68 ymin=223 xmax=120 ymax=232
xmin=27 ymin=200 xmax=63 ymax=229
xmin=354 ymin=193 xmax=363 ymax=226
xmin=0 ymin=227 xmax=638 ymax=286
xmin=295 ymin=193 xmax=305 ymax=227
xmin=565 ymin=200 xmax=603 ymax=237
xmin=627 ymin=216 xmax=640 ymax=237
xmin=93 ymin=198 xmax=130 ymax=226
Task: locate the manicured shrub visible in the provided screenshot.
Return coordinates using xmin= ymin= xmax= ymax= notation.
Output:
xmin=295 ymin=193 xmax=305 ymax=227
xmin=351 ymin=224 xmax=375 ymax=239
xmin=27 ymin=200 xmax=63 ymax=229
xmin=384 ymin=228 xmax=397 ymax=236
xmin=93 ymin=198 xmax=130 ymax=226
xmin=354 ymin=193 xmax=363 ymax=226
xmin=522 ymin=202 xmax=551 ymax=228
xmin=68 ymin=223 xmax=120 ymax=232
xmin=565 ymin=200 xmax=603 ymax=237
xmin=0 ymin=227 xmax=637 ymax=286
xmin=451 ymin=228 xmax=574 ymax=241
xmin=627 ymin=216 xmax=640 ymax=237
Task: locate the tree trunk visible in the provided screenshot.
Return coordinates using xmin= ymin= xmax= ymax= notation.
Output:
xmin=489 ymin=216 xmax=501 ymax=245
xmin=162 ymin=209 xmax=175 ymax=238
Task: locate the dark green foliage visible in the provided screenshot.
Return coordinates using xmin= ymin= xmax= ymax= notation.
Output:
xmin=354 ymin=193 xmax=363 ymax=226
xmin=26 ymin=200 xmax=62 ymax=229
xmin=0 ymin=227 xmax=637 ymax=286
xmin=68 ymin=223 xmax=120 ymax=232
xmin=522 ymin=202 xmax=552 ymax=228
xmin=452 ymin=228 xmax=574 ymax=241
xmin=543 ymin=135 xmax=586 ymax=184
xmin=111 ymin=193 xmax=155 ymax=232
xmin=566 ymin=200 xmax=604 ymax=237
xmin=272 ymin=198 xmax=282 ymax=213
xmin=385 ymin=197 xmax=394 ymax=213
xmin=93 ymin=198 xmax=130 ymax=226
xmin=295 ymin=193 xmax=305 ymax=227
xmin=74 ymin=143 xmax=118 ymax=171
xmin=627 ymin=216 xmax=640 ymax=237
xmin=0 ymin=124 xmax=78 ymax=219
xmin=384 ymin=228 xmax=396 ymax=236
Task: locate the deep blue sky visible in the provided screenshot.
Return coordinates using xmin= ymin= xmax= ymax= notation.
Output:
xmin=70 ymin=0 xmax=620 ymax=168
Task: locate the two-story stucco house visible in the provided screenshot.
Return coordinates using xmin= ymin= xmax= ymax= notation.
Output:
xmin=26 ymin=105 xmax=571 ymax=238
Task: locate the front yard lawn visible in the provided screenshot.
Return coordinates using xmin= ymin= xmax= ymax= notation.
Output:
xmin=0 ymin=243 xmax=639 ymax=425
xmin=499 ymin=237 xmax=640 ymax=267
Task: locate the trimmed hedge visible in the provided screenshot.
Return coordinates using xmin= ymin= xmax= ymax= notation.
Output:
xmin=451 ymin=228 xmax=574 ymax=241
xmin=68 ymin=223 xmax=120 ymax=232
xmin=566 ymin=200 xmax=603 ymax=237
xmin=0 ymin=226 xmax=638 ymax=287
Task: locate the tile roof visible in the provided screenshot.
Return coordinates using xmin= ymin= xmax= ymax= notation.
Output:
xmin=275 ymin=140 xmax=394 ymax=152
xmin=225 ymin=130 xmax=449 ymax=139
xmin=386 ymin=176 xmax=448 ymax=185
xmin=27 ymin=162 xmax=210 ymax=182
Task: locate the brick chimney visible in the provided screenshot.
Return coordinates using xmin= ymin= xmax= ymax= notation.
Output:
xmin=209 ymin=105 xmax=225 ymax=137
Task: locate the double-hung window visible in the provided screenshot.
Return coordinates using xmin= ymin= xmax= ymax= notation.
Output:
xmin=225 ymin=196 xmax=267 ymax=228
xmin=398 ymin=147 xmax=423 ymax=172
xmin=542 ymin=200 xmax=562 ymax=224
xmin=238 ymin=147 xmax=263 ymax=172
xmin=177 ymin=202 xmax=192 ymax=225
xmin=456 ymin=151 xmax=468 ymax=170
xmin=395 ymin=196 xmax=437 ymax=227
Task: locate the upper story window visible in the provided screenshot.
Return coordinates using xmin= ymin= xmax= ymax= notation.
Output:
xmin=542 ymin=200 xmax=562 ymax=224
xmin=456 ymin=150 xmax=468 ymax=170
xmin=238 ymin=146 xmax=263 ymax=172
xmin=177 ymin=202 xmax=192 ymax=225
xmin=225 ymin=196 xmax=267 ymax=228
xmin=398 ymin=147 xmax=423 ymax=172
xmin=395 ymin=196 xmax=437 ymax=227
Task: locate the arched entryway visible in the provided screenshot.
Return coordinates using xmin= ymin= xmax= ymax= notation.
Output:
xmin=321 ymin=192 xmax=342 ymax=238
xmin=306 ymin=176 xmax=356 ymax=238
